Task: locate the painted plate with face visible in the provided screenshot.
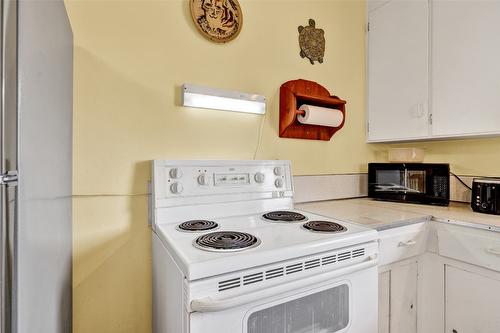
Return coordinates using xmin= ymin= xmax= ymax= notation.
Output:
xmin=190 ymin=0 xmax=243 ymax=43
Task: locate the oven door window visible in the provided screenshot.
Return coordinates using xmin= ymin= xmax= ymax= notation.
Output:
xmin=246 ymin=283 xmax=349 ymax=333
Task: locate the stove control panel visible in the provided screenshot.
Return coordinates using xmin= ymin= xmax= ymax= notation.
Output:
xmin=153 ymin=160 xmax=293 ymax=199
xmin=214 ymin=173 xmax=250 ymax=186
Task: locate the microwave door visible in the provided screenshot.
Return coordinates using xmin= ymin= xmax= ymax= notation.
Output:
xmin=373 ymin=169 xmax=407 ymax=193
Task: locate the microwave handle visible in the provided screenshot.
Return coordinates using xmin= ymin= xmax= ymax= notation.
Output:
xmin=189 ymin=255 xmax=378 ymax=313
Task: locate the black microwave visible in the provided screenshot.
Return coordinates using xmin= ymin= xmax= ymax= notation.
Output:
xmin=368 ymin=163 xmax=450 ymax=206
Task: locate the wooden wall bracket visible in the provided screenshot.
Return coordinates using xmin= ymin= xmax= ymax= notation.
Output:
xmin=279 ymin=79 xmax=346 ymax=141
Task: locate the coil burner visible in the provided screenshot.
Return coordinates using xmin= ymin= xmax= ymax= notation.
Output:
xmin=194 ymin=231 xmax=261 ymax=252
xmin=303 ymin=221 xmax=347 ymax=233
xmin=262 ymin=211 xmax=308 ymax=222
xmin=177 ymin=220 xmax=219 ymax=232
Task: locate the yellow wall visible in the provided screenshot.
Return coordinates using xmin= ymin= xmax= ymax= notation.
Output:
xmin=66 ymin=1 xmax=372 ymax=332
xmin=65 ymin=0 xmax=500 ymax=332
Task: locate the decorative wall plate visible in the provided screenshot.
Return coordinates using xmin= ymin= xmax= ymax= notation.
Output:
xmin=298 ymin=19 xmax=325 ymax=64
xmin=190 ymin=0 xmax=243 ymax=43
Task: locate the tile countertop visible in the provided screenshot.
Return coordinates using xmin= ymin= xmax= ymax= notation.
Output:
xmin=296 ymin=198 xmax=500 ymax=232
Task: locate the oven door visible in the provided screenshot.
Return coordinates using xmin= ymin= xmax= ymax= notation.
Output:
xmin=189 ymin=259 xmax=378 ymax=333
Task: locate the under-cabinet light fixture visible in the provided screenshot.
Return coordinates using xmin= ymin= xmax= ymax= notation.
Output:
xmin=182 ymin=83 xmax=266 ymax=115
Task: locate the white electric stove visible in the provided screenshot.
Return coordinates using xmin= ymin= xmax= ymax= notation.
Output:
xmin=150 ymin=160 xmax=379 ymax=333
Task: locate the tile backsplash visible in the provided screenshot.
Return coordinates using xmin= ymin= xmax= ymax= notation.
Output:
xmin=293 ymin=173 xmax=475 ymax=204
xmin=449 ymin=175 xmax=474 ymax=203
xmin=293 ymin=174 xmax=367 ymax=204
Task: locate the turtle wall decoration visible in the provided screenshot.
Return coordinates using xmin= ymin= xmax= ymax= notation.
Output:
xmin=298 ymin=19 xmax=325 ymax=64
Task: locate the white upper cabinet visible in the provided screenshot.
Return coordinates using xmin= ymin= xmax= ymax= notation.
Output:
xmin=367 ymin=0 xmax=430 ymax=142
xmin=431 ymin=0 xmax=500 ymax=137
xmin=368 ymin=0 xmax=500 ymax=142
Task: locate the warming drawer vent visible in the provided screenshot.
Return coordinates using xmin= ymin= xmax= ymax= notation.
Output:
xmin=286 ymin=263 xmax=303 ymax=275
xmin=243 ymin=272 xmax=264 ymax=285
xmin=216 ymin=247 xmax=367 ymax=293
xmin=304 ymin=259 xmax=321 ymax=270
xmin=352 ymin=248 xmax=365 ymax=258
xmin=338 ymin=251 xmax=351 ymax=262
xmin=321 ymin=254 xmax=337 ymax=265
xmin=265 ymin=267 xmax=284 ymax=280
xmin=218 ymin=277 xmax=241 ymax=291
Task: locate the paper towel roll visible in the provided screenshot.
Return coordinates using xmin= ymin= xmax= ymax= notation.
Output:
xmin=297 ymin=104 xmax=344 ymax=127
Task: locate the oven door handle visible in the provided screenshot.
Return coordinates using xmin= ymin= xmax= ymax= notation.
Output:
xmin=189 ymin=255 xmax=378 ymax=313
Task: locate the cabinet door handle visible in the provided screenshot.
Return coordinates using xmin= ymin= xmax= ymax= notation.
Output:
xmin=417 ymin=103 xmax=425 ymax=118
xmin=398 ymin=240 xmax=417 ymax=247
xmin=486 ymin=248 xmax=500 ymax=256
xmin=410 ymin=104 xmax=425 ymax=118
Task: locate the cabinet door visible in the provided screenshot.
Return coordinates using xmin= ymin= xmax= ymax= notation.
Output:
xmin=431 ymin=0 xmax=500 ymax=137
xmin=390 ymin=262 xmax=418 ymax=333
xmin=446 ymin=265 xmax=500 ymax=333
xmin=378 ymin=262 xmax=418 ymax=333
xmin=379 ymin=271 xmax=390 ymax=333
xmin=368 ymin=0 xmax=430 ymax=142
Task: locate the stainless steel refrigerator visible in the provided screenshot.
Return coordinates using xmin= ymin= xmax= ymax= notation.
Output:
xmin=0 ymin=0 xmax=73 ymax=332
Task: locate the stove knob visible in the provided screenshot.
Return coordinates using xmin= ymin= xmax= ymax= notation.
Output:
xmin=273 ymin=167 xmax=284 ymax=176
xmin=197 ymin=173 xmax=210 ymax=186
xmin=254 ymin=172 xmax=265 ymax=184
xmin=169 ymin=168 xmax=183 ymax=179
xmin=170 ymin=182 xmax=184 ymax=194
xmin=275 ymin=178 xmax=284 ymax=188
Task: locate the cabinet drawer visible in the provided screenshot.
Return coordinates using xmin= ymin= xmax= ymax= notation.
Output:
xmin=379 ymin=223 xmax=428 ymax=266
xmin=437 ymin=223 xmax=500 ymax=272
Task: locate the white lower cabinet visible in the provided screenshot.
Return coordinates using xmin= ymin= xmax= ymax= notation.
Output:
xmin=378 ymin=222 xmax=428 ymax=266
xmin=436 ymin=222 xmax=500 ymax=272
xmin=445 ymin=264 xmax=500 ymax=333
xmin=379 ymin=261 xmax=418 ymax=333
xmin=378 ymin=224 xmax=424 ymax=333
xmin=378 ymin=221 xmax=500 ymax=333
xmin=418 ymin=222 xmax=500 ymax=333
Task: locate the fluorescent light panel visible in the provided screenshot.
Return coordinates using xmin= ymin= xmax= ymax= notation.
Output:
xmin=182 ymin=83 xmax=266 ymax=115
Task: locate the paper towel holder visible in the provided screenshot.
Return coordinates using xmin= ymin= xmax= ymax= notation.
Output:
xmin=279 ymin=79 xmax=346 ymax=141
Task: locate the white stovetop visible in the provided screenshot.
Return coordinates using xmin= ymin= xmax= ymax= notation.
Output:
xmin=154 ymin=209 xmax=377 ymax=281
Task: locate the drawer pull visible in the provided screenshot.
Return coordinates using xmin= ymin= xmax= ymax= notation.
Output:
xmin=486 ymin=248 xmax=500 ymax=257
xmin=398 ymin=240 xmax=417 ymax=247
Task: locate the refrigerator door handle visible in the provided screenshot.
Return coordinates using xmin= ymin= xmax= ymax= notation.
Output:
xmin=0 ymin=171 xmax=18 ymax=186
